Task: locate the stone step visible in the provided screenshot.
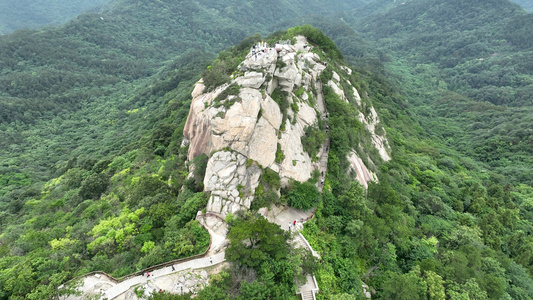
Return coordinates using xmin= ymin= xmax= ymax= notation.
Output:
xmin=300 ymin=290 xmax=315 ymax=300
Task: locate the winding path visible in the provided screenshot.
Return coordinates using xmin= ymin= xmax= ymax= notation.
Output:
xmin=62 ymin=215 xmax=228 ymax=299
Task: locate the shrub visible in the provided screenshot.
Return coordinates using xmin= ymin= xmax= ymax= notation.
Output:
xmin=275 ymin=143 xmax=285 ymax=164
xmin=286 ymin=181 xmax=320 ymax=210
xmin=202 ymin=60 xmax=231 ymax=91
xmin=286 ymin=25 xmax=344 ymax=60
xmin=271 ymin=87 xmax=289 ymax=127
xmin=301 ymin=124 xmax=326 ymax=159
xmin=79 ymin=173 xmax=109 ymax=200
xmin=213 ymin=83 xmax=240 ymax=103
xmin=185 ymin=153 xmax=209 ymax=192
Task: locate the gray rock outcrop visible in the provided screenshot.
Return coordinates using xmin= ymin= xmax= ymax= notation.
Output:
xmin=183 ymin=35 xmax=391 ymax=217
xmin=183 ymin=36 xmax=328 ymax=217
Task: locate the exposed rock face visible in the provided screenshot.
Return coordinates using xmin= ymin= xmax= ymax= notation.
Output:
xmin=325 ymin=65 xmax=391 ymax=164
xmin=203 ymin=151 xmax=261 ymax=215
xmin=347 ymin=151 xmax=377 ymax=189
xmin=328 ymin=71 xmax=347 ymax=103
xmin=183 ymin=36 xmax=328 ymax=217
xmin=183 ymin=35 xmax=391 ymax=217
xmin=358 ymin=107 xmax=391 ymax=162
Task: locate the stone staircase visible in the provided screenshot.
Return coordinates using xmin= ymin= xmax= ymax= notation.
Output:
xmin=300 ymin=290 xmax=315 ymax=300
xmin=292 ymin=231 xmax=320 ymax=300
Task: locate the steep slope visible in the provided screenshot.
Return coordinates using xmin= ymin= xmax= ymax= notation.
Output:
xmin=184 ymin=33 xmax=390 ymax=217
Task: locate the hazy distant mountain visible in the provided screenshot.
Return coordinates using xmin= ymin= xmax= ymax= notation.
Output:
xmin=0 ymin=0 xmax=111 ymax=34
xmin=510 ymin=0 xmax=533 ymax=11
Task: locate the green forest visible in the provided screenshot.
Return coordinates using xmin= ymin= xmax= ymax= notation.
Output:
xmin=0 ymin=0 xmax=111 ymax=34
xmin=1 ymin=0 xmax=533 ymax=299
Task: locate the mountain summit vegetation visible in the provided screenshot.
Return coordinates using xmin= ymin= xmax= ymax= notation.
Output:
xmin=1 ymin=0 xmax=533 ymax=299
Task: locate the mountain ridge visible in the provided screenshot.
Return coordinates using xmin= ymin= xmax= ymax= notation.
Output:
xmin=2 ymin=0 xmax=533 ymax=299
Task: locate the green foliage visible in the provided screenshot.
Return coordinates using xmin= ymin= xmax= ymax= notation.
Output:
xmin=0 ymin=0 xmax=110 ymax=34
xmin=162 ymin=219 xmax=209 ymax=260
xmin=252 ymin=168 xmax=281 ymax=210
xmin=202 ymin=60 xmax=232 ymax=91
xmin=187 ymin=154 xmax=209 ymax=192
xmin=354 ymin=0 xmax=533 ymax=186
xmin=79 ymin=173 xmax=109 ymax=200
xmin=175 ymin=193 xmax=208 ymax=228
xmin=271 ymin=87 xmax=290 ymax=129
xmin=286 ymin=181 xmax=320 ymax=210
xmin=276 ymin=58 xmax=287 ymax=70
xmin=226 ymin=214 xmax=289 ymax=269
xmin=275 ymin=143 xmax=285 ymax=164
xmin=87 ymin=207 xmax=146 ymax=255
xmin=286 ymin=25 xmax=344 ymax=60
xmin=2 ymin=0 xmax=533 ymax=297
xmin=213 ymin=83 xmax=241 ymax=108
xmin=301 ymin=124 xmax=326 ymax=159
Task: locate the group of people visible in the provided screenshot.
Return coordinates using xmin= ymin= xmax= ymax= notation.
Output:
xmin=251 ymin=41 xmax=273 ymax=60
xmin=249 ymin=39 xmax=313 ymax=62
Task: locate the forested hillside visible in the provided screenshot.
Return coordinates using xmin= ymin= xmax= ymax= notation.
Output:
xmin=0 ymin=0 xmax=374 ymax=298
xmin=349 ymin=0 xmax=533 ymax=185
xmin=0 ymin=0 xmax=111 ymax=34
xmin=2 ymin=0 xmax=533 ymax=299
xmin=510 ymin=0 xmax=533 ymax=11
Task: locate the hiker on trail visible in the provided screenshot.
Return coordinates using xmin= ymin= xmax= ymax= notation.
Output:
xmin=171 ymin=265 xmax=175 ymax=271
xmin=210 ymin=257 xmax=213 ymax=264
xmin=146 ymin=272 xmax=150 ymax=277
xmin=294 ymin=220 xmax=297 ymax=226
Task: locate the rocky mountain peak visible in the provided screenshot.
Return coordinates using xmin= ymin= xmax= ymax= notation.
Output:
xmin=183 ymin=35 xmax=390 ymax=217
